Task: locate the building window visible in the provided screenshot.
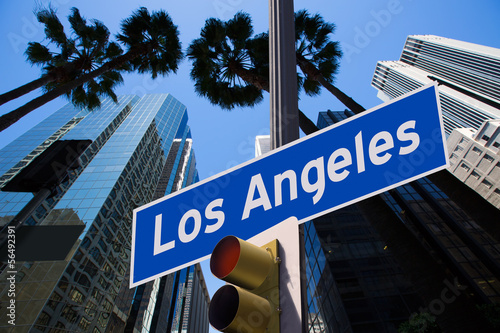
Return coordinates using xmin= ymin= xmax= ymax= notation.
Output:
xmin=81 ymin=237 xmax=91 ymax=249
xmin=85 ymin=301 xmax=98 ymax=318
xmin=91 ymin=288 xmax=104 ymax=303
xmin=481 ymin=179 xmax=493 ymax=189
xmin=47 ymin=292 xmax=63 ymax=310
xmin=470 ymin=171 xmax=480 ymax=179
xmin=58 ymin=277 xmax=69 ymax=293
xmin=493 ymin=142 xmax=500 ymax=149
xmin=98 ymin=312 xmax=110 ymax=328
xmin=34 ymin=312 xmax=51 ymax=331
xmin=70 ymin=287 xmax=85 ymax=304
xmin=98 ymin=276 xmax=110 ymax=290
xmin=472 ymin=147 xmax=482 ymax=154
xmin=481 ymin=135 xmax=490 ymax=141
xmin=61 ymin=305 xmax=78 ymax=324
xmin=98 ymin=238 xmax=108 ymax=252
xmin=90 ymin=247 xmax=104 ymax=265
xmin=460 ymin=163 xmax=471 ymax=172
xmin=484 ymin=154 xmax=494 ymax=162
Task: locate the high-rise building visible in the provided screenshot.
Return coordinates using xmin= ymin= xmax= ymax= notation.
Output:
xmin=371 ymin=35 xmax=500 ymax=222
xmin=254 ymin=107 xmax=500 ymax=332
xmin=303 ymin=110 xmax=500 ymax=332
xmin=255 ymin=135 xmax=271 ymax=158
xmin=0 ymin=94 xmax=209 ymax=332
xmin=446 ymin=120 xmax=500 ymax=209
xmin=371 ymin=35 xmax=500 ymax=135
xmin=254 ymin=128 xmax=424 ymax=332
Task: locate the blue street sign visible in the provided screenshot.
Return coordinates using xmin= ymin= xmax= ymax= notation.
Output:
xmin=131 ymin=83 xmax=449 ymax=287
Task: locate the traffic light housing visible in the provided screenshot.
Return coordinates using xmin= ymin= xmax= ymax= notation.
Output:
xmin=209 ymin=236 xmax=280 ymax=333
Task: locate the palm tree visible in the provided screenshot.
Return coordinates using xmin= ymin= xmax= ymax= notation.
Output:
xmin=294 ymin=10 xmax=365 ymax=114
xmin=0 ymin=7 xmax=122 ymax=107
xmin=0 ymin=7 xmax=182 ymax=132
xmin=188 ymin=11 xmax=365 ymax=136
xmin=188 ymin=13 xmax=265 ymax=109
xmin=188 ymin=12 xmax=318 ymax=135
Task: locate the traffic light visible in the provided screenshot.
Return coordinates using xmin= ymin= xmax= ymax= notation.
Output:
xmin=209 ymin=235 xmax=280 ymax=333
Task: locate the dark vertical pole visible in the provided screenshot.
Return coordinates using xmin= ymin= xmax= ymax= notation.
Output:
xmin=269 ymin=2 xmax=304 ymax=333
xmin=269 ymin=0 xmax=299 ymax=150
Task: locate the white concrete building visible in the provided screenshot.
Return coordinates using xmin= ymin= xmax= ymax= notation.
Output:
xmin=372 ymin=35 xmax=500 ymax=135
xmin=447 ymin=120 xmax=500 ymax=208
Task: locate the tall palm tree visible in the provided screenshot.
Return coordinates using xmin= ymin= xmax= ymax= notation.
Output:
xmin=0 ymin=7 xmax=182 ymax=132
xmin=188 ymin=11 xmax=365 ymax=136
xmin=294 ymin=10 xmax=365 ymax=114
xmin=188 ymin=13 xmax=266 ymax=110
xmin=188 ymin=12 xmax=318 ymax=135
xmin=0 ymin=7 xmax=122 ymax=107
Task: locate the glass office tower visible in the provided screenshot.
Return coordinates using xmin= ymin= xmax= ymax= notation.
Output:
xmin=371 ymin=35 xmax=500 ymax=135
xmin=302 ymin=110 xmax=500 ymax=333
xmin=0 ymin=94 xmax=209 ymax=332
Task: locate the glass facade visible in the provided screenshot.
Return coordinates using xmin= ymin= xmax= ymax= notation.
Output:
xmin=301 ymin=111 xmax=500 ymax=332
xmin=304 ymin=191 xmax=422 ymax=333
xmin=0 ymin=94 xmax=209 ymax=332
xmin=383 ymin=177 xmax=500 ymax=301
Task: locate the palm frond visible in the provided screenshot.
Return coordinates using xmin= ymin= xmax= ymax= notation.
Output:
xmin=25 ymin=42 xmax=52 ymax=66
xmin=187 ymin=12 xmax=264 ymax=110
xmin=226 ymin=12 xmax=253 ymax=48
xmin=295 ymin=9 xmax=342 ymax=84
xmin=68 ymin=8 xmax=87 ymax=38
xmin=303 ymin=77 xmax=321 ymax=96
xmin=36 ymin=7 xmax=67 ymax=47
xmin=117 ymin=7 xmax=182 ymax=78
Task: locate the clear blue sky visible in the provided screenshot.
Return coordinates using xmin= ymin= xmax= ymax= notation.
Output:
xmin=1 ymin=0 xmax=499 ymax=330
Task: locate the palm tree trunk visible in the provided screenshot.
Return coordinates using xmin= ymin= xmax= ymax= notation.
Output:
xmin=0 ymin=51 xmax=140 ymax=132
xmin=0 ymin=61 xmax=82 ymax=107
xmin=0 ymin=75 xmax=54 ymax=107
xmin=315 ymin=75 xmax=366 ymax=114
xmin=0 ymin=87 xmax=68 ymax=131
xmin=297 ymin=55 xmax=365 ymax=114
xmin=298 ymin=109 xmax=319 ymax=135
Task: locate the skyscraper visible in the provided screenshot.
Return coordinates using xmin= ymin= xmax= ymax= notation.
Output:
xmin=301 ymin=110 xmax=500 ymax=332
xmin=0 ymin=94 xmax=209 ymax=332
xmin=371 ymin=35 xmax=500 ymax=230
xmin=254 ymin=106 xmax=500 ymax=331
xmin=371 ymin=35 xmax=500 ymax=135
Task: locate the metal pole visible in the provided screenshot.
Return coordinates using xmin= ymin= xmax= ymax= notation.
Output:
xmin=269 ymin=1 xmax=303 ymax=333
xmin=269 ymin=0 xmax=299 ymax=150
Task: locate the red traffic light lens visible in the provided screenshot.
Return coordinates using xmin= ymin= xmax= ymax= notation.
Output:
xmin=210 ymin=236 xmax=240 ymax=279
